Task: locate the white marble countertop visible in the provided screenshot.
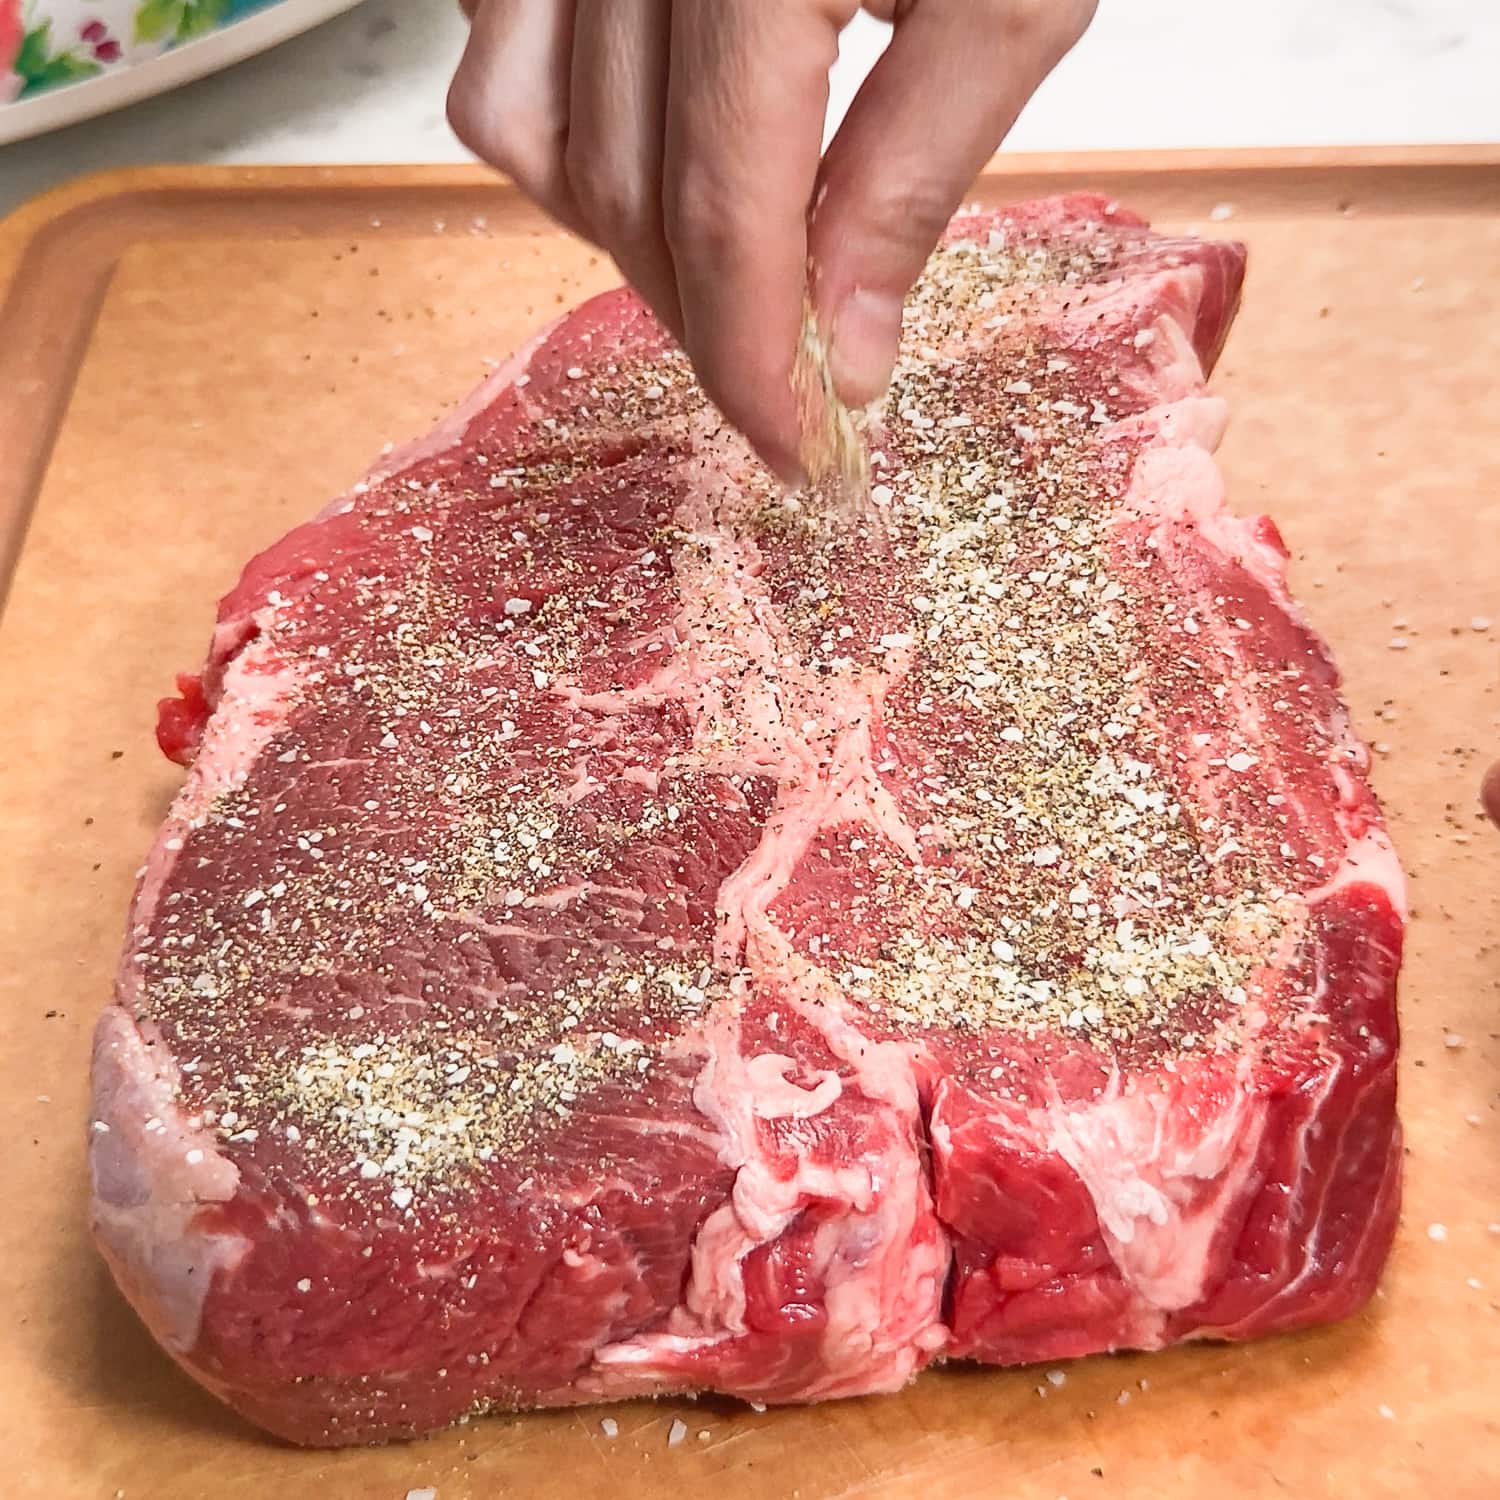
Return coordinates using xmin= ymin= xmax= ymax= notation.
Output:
xmin=2 ymin=0 xmax=1497 ymax=219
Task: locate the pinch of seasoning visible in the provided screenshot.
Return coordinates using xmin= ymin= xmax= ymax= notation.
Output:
xmin=791 ymin=296 xmax=870 ymax=514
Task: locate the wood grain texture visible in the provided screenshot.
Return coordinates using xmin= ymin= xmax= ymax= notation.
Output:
xmin=0 ymin=153 xmax=1496 ymax=1498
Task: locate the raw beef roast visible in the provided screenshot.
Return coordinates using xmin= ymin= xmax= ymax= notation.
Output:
xmin=90 ymin=195 xmax=1404 ymax=1446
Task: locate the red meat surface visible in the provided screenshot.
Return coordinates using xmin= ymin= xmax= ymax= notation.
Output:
xmin=90 ymin=195 xmax=1403 ymax=1446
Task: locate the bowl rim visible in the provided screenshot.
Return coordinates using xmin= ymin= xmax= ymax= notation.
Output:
xmin=0 ymin=0 xmax=364 ymax=147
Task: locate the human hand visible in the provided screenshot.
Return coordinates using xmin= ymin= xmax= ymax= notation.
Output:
xmin=447 ymin=1 xmax=1096 ymax=481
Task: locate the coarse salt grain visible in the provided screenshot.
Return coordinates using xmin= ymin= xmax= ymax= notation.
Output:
xmin=1378 ymin=1405 xmax=1395 ymax=1420
xmin=1046 ymin=1369 xmax=1067 ymax=1386
xmin=1209 ymin=202 xmax=1235 ymax=221
xmin=600 ymin=1417 xmax=619 ymax=1438
xmin=1427 ymin=1223 xmax=1448 ymax=1242
xmin=1472 ymin=616 xmax=1491 ymax=631
xmin=667 ymin=1418 xmax=688 ymax=1447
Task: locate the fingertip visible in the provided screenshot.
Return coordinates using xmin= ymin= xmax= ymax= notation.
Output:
xmin=732 ymin=402 xmax=807 ymax=488
xmin=1482 ymin=760 xmax=1500 ymax=829
xmin=825 ymin=287 xmax=904 ymax=409
xmin=766 ymin=454 xmax=809 ymax=490
xmin=677 ymin=297 xmax=806 ymax=487
xmin=698 ymin=369 xmax=805 ymax=487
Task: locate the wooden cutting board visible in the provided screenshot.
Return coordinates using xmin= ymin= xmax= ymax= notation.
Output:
xmin=0 ymin=150 xmax=1496 ymax=1500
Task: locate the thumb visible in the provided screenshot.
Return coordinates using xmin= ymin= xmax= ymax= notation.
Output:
xmin=808 ymin=0 xmax=1094 ymax=407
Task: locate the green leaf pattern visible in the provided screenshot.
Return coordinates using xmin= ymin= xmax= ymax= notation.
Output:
xmin=133 ymin=0 xmax=231 ymax=47
xmin=14 ymin=19 xmax=99 ymax=96
xmin=9 ymin=0 xmax=271 ymax=100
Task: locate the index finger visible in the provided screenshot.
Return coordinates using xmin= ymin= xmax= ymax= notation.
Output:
xmin=662 ymin=2 xmax=858 ymax=482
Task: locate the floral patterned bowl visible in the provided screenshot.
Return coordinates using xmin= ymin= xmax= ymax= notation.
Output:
xmin=1 ymin=0 xmax=362 ymax=144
